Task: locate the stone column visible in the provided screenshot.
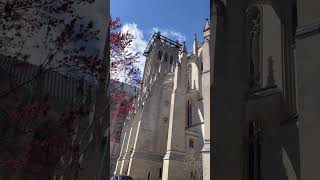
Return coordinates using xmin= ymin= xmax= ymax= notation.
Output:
xmin=114 ymin=120 xmax=129 ymax=174
xmin=296 ymin=1 xmax=320 ymax=180
xmin=127 ymin=81 xmax=164 ymax=180
xmin=212 ymin=0 xmax=248 ymax=179
xmin=162 ymin=51 xmax=188 ymax=180
xmin=119 ymin=110 xmax=141 ymax=175
xmin=202 ymin=13 xmax=213 ymax=180
xmin=119 ymin=127 xmax=132 ymax=174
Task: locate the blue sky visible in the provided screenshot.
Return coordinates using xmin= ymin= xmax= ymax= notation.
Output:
xmin=110 ymin=0 xmax=209 ymax=84
xmin=111 ymin=0 xmax=210 ymax=51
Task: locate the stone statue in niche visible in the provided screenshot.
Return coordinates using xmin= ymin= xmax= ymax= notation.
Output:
xmin=267 ymin=56 xmax=276 ymax=87
xmin=247 ymin=6 xmax=262 ymax=90
xmin=214 ymin=0 xmax=225 ymax=18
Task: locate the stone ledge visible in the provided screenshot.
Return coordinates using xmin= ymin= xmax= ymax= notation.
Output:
xmin=186 ymin=129 xmax=202 ymax=137
xmin=163 ymin=150 xmax=186 ymax=161
xmin=130 ymin=151 xmax=164 ymax=162
xmin=202 ymin=69 xmax=210 ymax=74
xmin=280 ymin=113 xmax=299 ymax=126
xmin=247 ymin=86 xmax=281 ymax=99
xmin=201 ymin=142 xmax=211 ymax=153
xmin=296 ymin=19 xmax=320 ymax=39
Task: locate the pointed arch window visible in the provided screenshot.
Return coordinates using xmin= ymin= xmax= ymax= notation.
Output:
xmin=248 ymin=121 xmax=262 ymax=180
xmin=164 ymin=53 xmax=168 ymax=62
xmin=170 ymin=56 xmax=173 ymax=64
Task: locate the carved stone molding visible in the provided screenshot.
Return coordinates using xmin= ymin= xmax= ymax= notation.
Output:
xmin=213 ymin=0 xmax=225 ymax=17
xmin=201 ymin=141 xmax=210 ymax=153
xmin=246 ymin=5 xmax=263 ymax=91
xmin=131 ymin=151 xmax=164 ymax=162
xmin=163 ymin=150 xmax=186 ymax=161
xmin=296 ymin=19 xmax=320 ymax=39
xmin=247 ymin=86 xmax=280 ymax=99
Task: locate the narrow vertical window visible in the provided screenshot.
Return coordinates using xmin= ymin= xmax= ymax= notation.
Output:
xmin=101 ymin=136 xmax=107 ymax=153
xmin=201 ymin=61 xmax=203 ymax=72
xmin=248 ymin=122 xmax=262 ymax=180
xmin=187 ymin=100 xmax=192 ymax=127
xmin=158 ymin=51 xmax=162 ymax=60
xmin=147 ymin=172 xmax=151 ymax=180
xmin=164 ymin=53 xmax=168 ymax=62
xmin=292 ymin=3 xmax=297 ymax=41
xmin=188 ymin=64 xmax=192 ymax=90
xmin=189 ymin=139 xmax=194 ymax=148
xmin=170 ymin=56 xmax=174 ymax=72
xmin=159 ymin=168 xmax=162 ymax=178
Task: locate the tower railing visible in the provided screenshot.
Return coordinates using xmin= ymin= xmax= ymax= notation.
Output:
xmin=143 ymin=32 xmax=183 ymax=57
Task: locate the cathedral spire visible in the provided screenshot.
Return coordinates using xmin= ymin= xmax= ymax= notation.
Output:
xmin=203 ymin=18 xmax=211 ymax=38
xmin=156 ymin=31 xmax=161 ymax=39
xmin=193 ymin=33 xmax=198 ymax=55
xmin=204 ymin=18 xmax=210 ymax=31
xmin=179 ymin=41 xmax=188 ymax=61
xmin=182 ymin=41 xmax=188 ymax=53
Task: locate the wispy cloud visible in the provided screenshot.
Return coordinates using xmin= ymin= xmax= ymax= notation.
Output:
xmin=112 ymin=24 xmax=187 ymax=86
xmin=151 ymin=27 xmax=186 ymax=43
xmin=112 ymin=23 xmax=147 ymax=84
xmin=122 ymin=23 xmax=147 ymax=60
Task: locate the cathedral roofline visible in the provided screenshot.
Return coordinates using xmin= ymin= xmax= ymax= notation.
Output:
xmin=143 ymin=32 xmax=183 ymax=57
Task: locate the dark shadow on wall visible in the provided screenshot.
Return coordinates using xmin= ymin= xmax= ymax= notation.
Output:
xmin=280 ymin=117 xmax=301 ymax=180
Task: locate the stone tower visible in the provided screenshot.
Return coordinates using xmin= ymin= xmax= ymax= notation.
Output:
xmin=115 ymin=20 xmax=211 ymax=179
xmin=115 ymin=32 xmax=181 ymax=179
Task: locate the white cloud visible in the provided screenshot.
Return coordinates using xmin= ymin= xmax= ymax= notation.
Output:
xmin=151 ymin=27 xmax=186 ymax=43
xmin=111 ymin=23 xmax=147 ymax=83
xmin=122 ymin=23 xmax=147 ymax=61
xmin=111 ymin=24 xmax=186 ymax=86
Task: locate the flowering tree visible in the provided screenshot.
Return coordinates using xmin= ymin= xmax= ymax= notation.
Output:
xmin=0 ymin=4 xmax=104 ymax=177
xmin=0 ymin=0 xmax=142 ymax=176
xmin=0 ymin=14 xmax=139 ymax=179
xmin=110 ymin=16 xmax=142 ymax=86
xmin=0 ymin=0 xmax=101 ymax=98
xmin=0 ymin=94 xmax=83 ymax=180
xmin=110 ymin=85 xmax=135 ymax=143
xmin=109 ymin=16 xmax=142 ymax=143
xmin=0 ymin=1 xmax=103 ymax=179
xmin=0 ymin=0 xmax=99 ymax=61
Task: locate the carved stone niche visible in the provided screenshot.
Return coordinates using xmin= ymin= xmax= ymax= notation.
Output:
xmin=267 ymin=56 xmax=276 ymax=87
xmin=246 ymin=5 xmax=263 ymax=91
xmin=213 ymin=0 xmax=226 ymax=17
xmin=164 ymin=100 xmax=170 ymax=106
